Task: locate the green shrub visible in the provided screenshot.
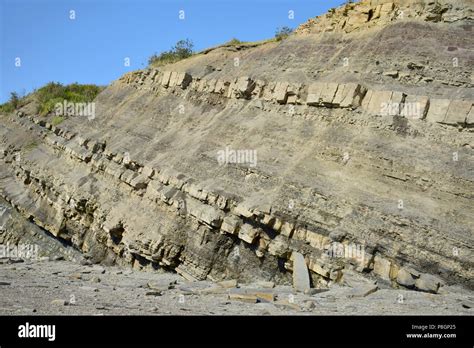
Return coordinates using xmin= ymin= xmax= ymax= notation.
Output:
xmin=226 ymin=38 xmax=242 ymax=46
xmin=24 ymin=141 xmax=38 ymax=151
xmin=36 ymin=82 xmax=102 ymax=116
xmin=0 ymin=102 xmax=15 ymax=114
xmin=275 ymin=26 xmax=293 ymax=41
xmin=9 ymin=92 xmax=20 ymax=109
xmin=149 ymin=39 xmax=194 ymax=66
xmin=39 ymin=97 xmax=64 ymax=116
xmin=51 ymin=115 xmax=64 ymax=126
xmin=0 ymin=91 xmax=22 ymax=114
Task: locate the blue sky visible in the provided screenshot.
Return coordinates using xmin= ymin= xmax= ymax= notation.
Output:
xmin=0 ymin=0 xmax=345 ymax=103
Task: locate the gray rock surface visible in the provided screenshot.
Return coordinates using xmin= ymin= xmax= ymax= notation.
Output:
xmin=0 ymin=0 xmax=473 ymax=315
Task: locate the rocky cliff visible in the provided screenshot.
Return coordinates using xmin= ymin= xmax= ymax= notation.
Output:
xmin=1 ymin=0 xmax=473 ymax=296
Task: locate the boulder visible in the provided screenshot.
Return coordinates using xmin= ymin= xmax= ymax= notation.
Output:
xmin=161 ymin=71 xmax=172 ymax=87
xmin=415 ymin=274 xmax=442 ymax=293
xmin=319 ymin=82 xmax=339 ymax=106
xmin=267 ymin=235 xmax=289 ymax=257
xmin=228 ymin=288 xmax=275 ymax=303
xmin=226 ymin=79 xmax=236 ymax=98
xmin=130 ymin=174 xmax=149 ymax=190
xmin=293 ymin=226 xmax=307 ymax=241
xmin=220 ymin=215 xmax=241 ymax=235
xmin=280 ymin=221 xmax=294 ymax=237
xmin=238 ymin=223 xmax=259 ymax=244
xmin=186 ymin=197 xmax=223 ymax=227
xmin=306 ymin=83 xmax=324 ymax=106
xmin=401 ymin=95 xmax=430 ymax=119
xmin=234 ymin=202 xmax=254 ymax=218
xmin=160 ymin=186 xmax=178 ymax=204
xmin=292 ymin=252 xmax=311 ymax=292
xmin=234 ymin=76 xmax=255 ymax=99
xmin=168 ymin=173 xmax=189 ymax=190
xmin=120 ymin=169 xmax=138 ymax=185
xmin=217 ymin=279 xmax=238 ymax=288
xmin=273 ymin=82 xmax=289 ymax=104
xmin=425 ymin=99 xmax=451 ymax=123
xmin=396 ymin=267 xmax=415 ymax=287
xmin=175 ymin=72 xmax=192 ymax=89
xmin=383 ymin=70 xmax=399 ymax=78
xmin=333 ymin=83 xmax=358 ymax=108
xmin=305 ymin=231 xmax=329 ymax=249
xmin=252 ymin=79 xmax=267 ymax=98
xmin=373 ymin=255 xmax=391 ymax=280
xmin=141 ymin=165 xmax=155 ymax=178
xmin=168 ymin=71 xmax=178 ymax=87
xmin=146 ymin=180 xmax=164 ymax=202
xmin=262 ymin=82 xmax=276 ymax=101
xmin=363 ymin=90 xmax=393 ymax=115
xmin=104 ymin=162 xmax=125 ymax=179
xmin=287 ymin=95 xmax=298 ymax=104
xmin=308 ymin=258 xmax=330 ymax=278
xmin=442 ymin=100 xmax=472 ymax=126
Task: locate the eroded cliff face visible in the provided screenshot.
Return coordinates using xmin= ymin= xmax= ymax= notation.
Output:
xmin=1 ymin=0 xmax=473 ymax=294
xmin=295 ymin=0 xmax=474 ymax=35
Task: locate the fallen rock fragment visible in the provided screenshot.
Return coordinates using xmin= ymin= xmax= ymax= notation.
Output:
xmin=50 ymin=299 xmax=69 ymax=306
xmin=347 ymin=284 xmax=378 ymax=298
xmin=217 ymin=279 xmax=238 ymax=288
xmin=396 ymin=268 xmax=415 ymax=288
xmin=228 ymin=288 xmax=275 ymax=303
xmin=415 ymin=274 xmax=443 ymax=293
xmin=292 ymin=252 xmax=311 ymax=292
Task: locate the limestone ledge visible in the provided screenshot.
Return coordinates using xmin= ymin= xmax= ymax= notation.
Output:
xmin=3 ymin=113 xmax=452 ymax=293
xmin=117 ymin=69 xmax=474 ymax=128
xmin=295 ymin=0 xmax=474 ymax=35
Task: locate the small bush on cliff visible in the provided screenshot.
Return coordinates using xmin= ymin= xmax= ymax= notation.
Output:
xmin=0 ymin=92 xmax=22 ymax=114
xmin=275 ymin=26 xmax=293 ymax=41
xmin=148 ymin=39 xmax=194 ymax=66
xmin=51 ymin=115 xmax=65 ymax=126
xmin=226 ymin=38 xmax=242 ymax=46
xmin=36 ymin=82 xmax=102 ymax=116
xmin=24 ymin=141 xmax=38 ymax=151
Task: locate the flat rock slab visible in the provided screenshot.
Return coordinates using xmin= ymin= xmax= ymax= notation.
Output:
xmin=347 ymin=284 xmax=379 ymax=298
xmin=292 ymin=252 xmax=310 ymax=292
xmin=228 ymin=288 xmax=275 ymax=303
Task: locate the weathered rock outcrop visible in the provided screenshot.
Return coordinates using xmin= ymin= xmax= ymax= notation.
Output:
xmin=1 ymin=0 xmax=473 ymax=296
xmin=120 ymin=69 xmax=474 ymax=128
xmin=296 ymin=0 xmax=474 ymax=35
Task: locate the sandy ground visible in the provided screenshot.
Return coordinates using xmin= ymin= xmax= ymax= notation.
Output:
xmin=0 ymin=258 xmax=472 ymax=316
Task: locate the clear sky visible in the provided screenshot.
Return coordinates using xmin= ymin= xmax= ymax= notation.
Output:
xmin=0 ymin=0 xmax=346 ymax=103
